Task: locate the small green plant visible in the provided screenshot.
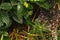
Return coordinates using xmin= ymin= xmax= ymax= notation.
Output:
xmin=0 ymin=0 xmax=60 ymax=40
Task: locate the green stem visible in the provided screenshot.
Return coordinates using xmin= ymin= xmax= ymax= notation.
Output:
xmin=1 ymin=34 xmax=4 ymax=40
xmin=40 ymin=29 xmax=46 ymax=40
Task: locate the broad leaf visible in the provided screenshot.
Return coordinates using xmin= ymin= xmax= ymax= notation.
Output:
xmin=12 ymin=3 xmax=24 ymax=24
xmin=17 ymin=3 xmax=23 ymax=13
xmin=0 ymin=12 xmax=11 ymax=30
xmin=10 ymin=0 xmax=17 ymax=6
xmin=0 ymin=3 xmax=12 ymax=10
xmin=13 ymin=13 xmax=23 ymax=24
xmin=0 ymin=13 xmax=3 ymax=28
xmin=35 ymin=2 xmax=50 ymax=10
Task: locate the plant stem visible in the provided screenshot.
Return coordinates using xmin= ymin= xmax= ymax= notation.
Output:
xmin=1 ymin=34 xmax=4 ymax=40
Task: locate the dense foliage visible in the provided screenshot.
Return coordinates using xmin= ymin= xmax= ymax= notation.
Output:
xmin=0 ymin=0 xmax=60 ymax=40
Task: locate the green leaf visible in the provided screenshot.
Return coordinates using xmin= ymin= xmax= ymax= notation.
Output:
xmin=0 ymin=12 xmax=11 ymax=30
xmin=35 ymin=2 xmax=50 ymax=10
xmin=18 ymin=0 xmax=28 ymax=1
xmin=12 ymin=14 xmax=23 ymax=24
xmin=0 ymin=31 xmax=9 ymax=40
xmin=0 ymin=14 xmax=3 ymax=28
xmin=3 ymin=36 xmax=10 ymax=40
xmin=10 ymin=0 xmax=17 ymax=6
xmin=12 ymin=3 xmax=24 ymax=24
xmin=33 ymin=0 xmax=45 ymax=2
xmin=24 ymin=11 xmax=33 ymax=19
xmin=39 ymin=0 xmax=46 ymax=2
xmin=28 ymin=4 xmax=33 ymax=10
xmin=2 ymin=13 xmax=11 ymax=28
xmin=3 ymin=32 xmax=8 ymax=36
xmin=10 ymin=0 xmax=17 ymax=3
xmin=58 ymin=36 xmax=60 ymax=40
xmin=0 ymin=31 xmax=3 ymax=35
xmin=29 ymin=0 xmax=45 ymax=2
xmin=0 ymin=3 xmax=12 ymax=10
xmin=17 ymin=3 xmax=23 ymax=13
